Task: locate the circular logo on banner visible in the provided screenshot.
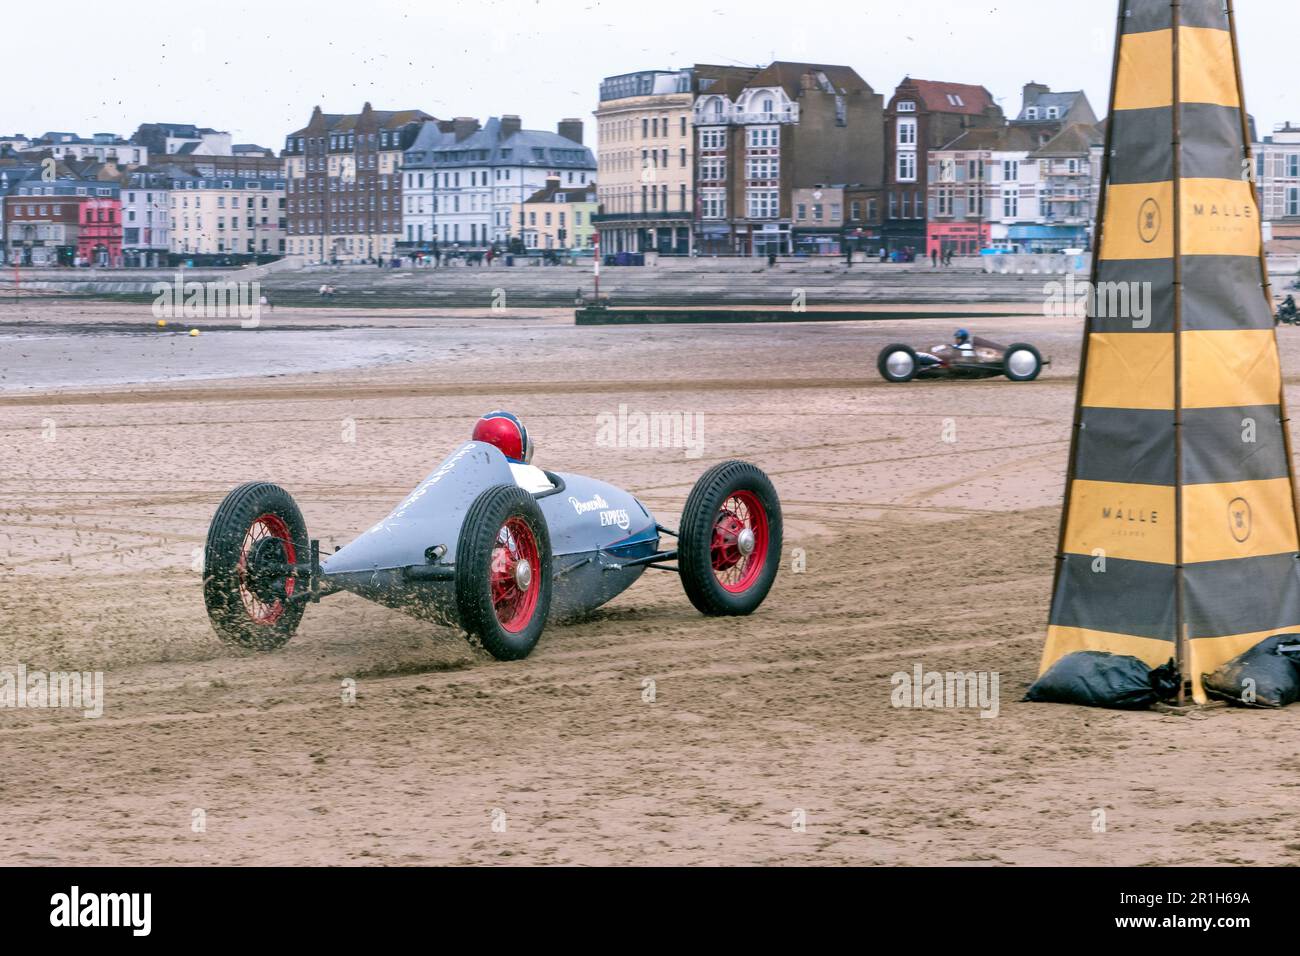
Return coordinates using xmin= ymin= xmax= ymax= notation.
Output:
xmin=1229 ymin=497 xmax=1253 ymax=543
xmin=1138 ymin=198 xmax=1162 ymax=244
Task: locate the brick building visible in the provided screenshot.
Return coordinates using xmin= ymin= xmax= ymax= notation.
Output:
xmin=692 ymin=61 xmax=884 ymax=256
xmin=283 ymin=103 xmax=432 ymax=262
xmin=882 ymin=78 xmax=1003 ymax=255
xmin=3 ymin=178 xmax=120 ymax=266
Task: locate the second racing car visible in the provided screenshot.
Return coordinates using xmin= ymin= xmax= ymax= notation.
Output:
xmin=877 ymin=329 xmax=1047 ymax=383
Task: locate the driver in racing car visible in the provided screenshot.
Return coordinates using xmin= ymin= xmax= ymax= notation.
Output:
xmin=471 ymin=411 xmax=553 ymax=492
xmin=953 ymin=328 xmax=976 ymax=355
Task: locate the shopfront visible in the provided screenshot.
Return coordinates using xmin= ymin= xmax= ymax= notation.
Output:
xmin=927 ymin=221 xmax=990 ymax=259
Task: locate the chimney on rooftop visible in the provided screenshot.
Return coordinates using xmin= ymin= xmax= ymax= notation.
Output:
xmin=500 ymin=115 xmax=522 ymax=138
xmin=452 ymin=117 xmax=480 ymax=141
xmin=557 ymin=118 xmax=584 ymax=144
xmin=1022 ymin=82 xmax=1050 ymax=111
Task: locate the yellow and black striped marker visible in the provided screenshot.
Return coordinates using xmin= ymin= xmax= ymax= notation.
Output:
xmin=1043 ymin=0 xmax=1300 ymax=703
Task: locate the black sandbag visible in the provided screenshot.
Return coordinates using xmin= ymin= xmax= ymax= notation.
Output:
xmin=1024 ymin=651 xmax=1179 ymax=709
xmin=1202 ymin=634 xmax=1300 ymax=709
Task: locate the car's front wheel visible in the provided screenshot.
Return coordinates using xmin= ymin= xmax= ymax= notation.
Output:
xmin=878 ymin=344 xmax=919 ymax=383
xmin=1004 ymin=343 xmax=1044 ymax=381
xmin=679 ymin=461 xmax=782 ymax=616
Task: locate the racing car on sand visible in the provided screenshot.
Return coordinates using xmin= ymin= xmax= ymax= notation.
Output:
xmin=877 ymin=330 xmax=1047 ymax=383
xmin=202 ymin=415 xmax=782 ymax=661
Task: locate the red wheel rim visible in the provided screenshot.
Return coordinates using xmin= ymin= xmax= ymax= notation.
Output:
xmin=490 ymin=516 xmax=541 ymax=633
xmin=237 ymin=513 xmax=296 ymax=625
xmin=710 ymin=490 xmax=769 ymax=593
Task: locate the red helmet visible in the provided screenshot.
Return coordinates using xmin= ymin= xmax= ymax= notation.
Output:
xmin=472 ymin=411 xmax=532 ymax=464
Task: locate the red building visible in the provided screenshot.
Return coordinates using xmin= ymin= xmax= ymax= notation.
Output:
xmin=77 ymin=197 xmax=122 ymax=266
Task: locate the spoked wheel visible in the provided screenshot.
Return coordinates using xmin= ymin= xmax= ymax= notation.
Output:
xmin=679 ymin=461 xmax=782 ymax=616
xmin=204 ymin=482 xmax=309 ymax=650
xmin=456 ymin=484 xmax=552 ymax=661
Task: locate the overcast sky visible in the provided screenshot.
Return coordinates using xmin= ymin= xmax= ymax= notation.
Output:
xmin=5 ymin=0 xmax=1295 ymax=149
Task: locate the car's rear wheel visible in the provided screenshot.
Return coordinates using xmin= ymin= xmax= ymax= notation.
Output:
xmin=1004 ymin=343 xmax=1044 ymax=381
xmin=878 ymin=344 xmax=919 ymax=382
xmin=679 ymin=461 xmax=782 ymax=616
xmin=204 ymin=482 xmax=309 ymax=650
xmin=455 ymin=484 xmax=552 ymax=661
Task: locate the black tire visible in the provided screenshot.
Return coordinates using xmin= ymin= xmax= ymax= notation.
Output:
xmin=455 ymin=484 xmax=552 ymax=661
xmin=878 ymin=344 xmax=919 ymax=383
xmin=204 ymin=482 xmax=309 ymax=650
xmin=1003 ymin=342 xmax=1044 ymax=381
xmin=679 ymin=461 xmax=782 ymax=616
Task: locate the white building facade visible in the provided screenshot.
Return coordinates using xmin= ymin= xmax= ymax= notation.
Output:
xmin=1257 ymin=123 xmax=1300 ymax=254
xmin=121 ymin=172 xmax=171 ymax=267
xmin=401 ymin=116 xmax=595 ymax=251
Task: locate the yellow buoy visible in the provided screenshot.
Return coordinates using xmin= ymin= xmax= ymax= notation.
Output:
xmin=156 ymin=319 xmax=167 ymax=328
xmin=189 ymin=329 xmax=200 ymax=337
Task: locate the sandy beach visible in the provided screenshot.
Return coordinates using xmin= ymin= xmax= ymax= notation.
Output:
xmin=3 ymin=300 xmax=1300 ymax=865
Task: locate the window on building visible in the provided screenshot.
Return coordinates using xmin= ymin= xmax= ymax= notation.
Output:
xmin=1289 ymin=187 xmax=1300 ymax=218
xmin=897 ymin=152 xmax=917 ymax=182
xmin=897 ymin=119 xmax=917 ymax=146
xmin=746 ymin=189 xmax=778 ymax=219
xmin=701 ymin=158 xmax=725 ymax=181
xmin=699 ymin=129 xmax=725 ymax=150
xmin=1003 ymin=189 xmax=1018 ymax=218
